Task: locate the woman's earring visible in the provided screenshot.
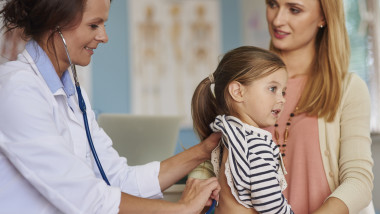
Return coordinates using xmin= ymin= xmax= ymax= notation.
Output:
xmin=320 ymin=25 xmax=324 ymax=28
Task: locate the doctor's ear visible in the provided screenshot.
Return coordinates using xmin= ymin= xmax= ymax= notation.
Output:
xmin=228 ymin=81 xmax=245 ymax=102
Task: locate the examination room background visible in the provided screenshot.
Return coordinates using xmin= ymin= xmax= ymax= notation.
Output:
xmin=0 ymin=0 xmax=374 ymax=210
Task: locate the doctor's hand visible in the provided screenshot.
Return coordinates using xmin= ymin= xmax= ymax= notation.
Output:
xmin=179 ymin=177 xmax=220 ymax=214
xmin=199 ymin=132 xmax=221 ymax=159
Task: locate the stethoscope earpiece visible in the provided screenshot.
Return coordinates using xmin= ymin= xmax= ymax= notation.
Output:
xmin=57 ymin=29 xmax=79 ymax=86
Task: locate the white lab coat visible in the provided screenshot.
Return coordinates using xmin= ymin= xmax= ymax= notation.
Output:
xmin=0 ymin=48 xmax=162 ymax=214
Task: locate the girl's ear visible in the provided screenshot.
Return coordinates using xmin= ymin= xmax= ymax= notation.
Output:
xmin=228 ymin=81 xmax=245 ymax=102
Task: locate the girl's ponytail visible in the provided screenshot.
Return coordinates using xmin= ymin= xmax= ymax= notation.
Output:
xmin=191 ymin=75 xmax=218 ymax=140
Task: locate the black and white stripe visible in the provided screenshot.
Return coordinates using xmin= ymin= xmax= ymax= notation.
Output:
xmin=211 ymin=115 xmax=293 ymax=214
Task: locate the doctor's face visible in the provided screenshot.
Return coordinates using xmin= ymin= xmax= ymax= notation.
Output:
xmin=60 ymin=0 xmax=110 ymax=67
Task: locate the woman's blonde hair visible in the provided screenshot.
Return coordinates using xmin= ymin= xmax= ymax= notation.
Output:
xmin=191 ymin=46 xmax=286 ymax=140
xmin=270 ymin=0 xmax=350 ymax=121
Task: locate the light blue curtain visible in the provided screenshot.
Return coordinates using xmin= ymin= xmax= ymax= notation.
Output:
xmin=344 ymin=0 xmax=379 ymax=133
xmin=344 ymin=0 xmax=370 ymax=83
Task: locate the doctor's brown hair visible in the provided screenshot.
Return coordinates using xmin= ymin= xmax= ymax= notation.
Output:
xmin=0 ymin=0 xmax=86 ymax=42
xmin=0 ymin=0 xmax=111 ymax=70
xmin=191 ymin=46 xmax=286 ymax=140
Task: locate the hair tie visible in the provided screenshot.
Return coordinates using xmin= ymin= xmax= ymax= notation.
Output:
xmin=208 ymin=73 xmax=215 ymax=84
xmin=208 ymin=73 xmax=216 ymax=98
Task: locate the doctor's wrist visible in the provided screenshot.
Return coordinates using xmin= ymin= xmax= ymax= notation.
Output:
xmin=198 ymin=132 xmax=221 ymax=160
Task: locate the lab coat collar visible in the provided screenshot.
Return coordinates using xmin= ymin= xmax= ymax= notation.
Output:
xmin=25 ymin=40 xmax=75 ymax=98
xmin=21 ymin=44 xmax=84 ymax=128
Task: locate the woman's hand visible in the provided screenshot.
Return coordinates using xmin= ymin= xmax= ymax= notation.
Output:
xmin=179 ymin=177 xmax=220 ymax=214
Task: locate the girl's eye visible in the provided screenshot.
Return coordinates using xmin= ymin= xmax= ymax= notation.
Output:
xmin=282 ymin=91 xmax=286 ymax=96
xmin=269 ymin=86 xmax=277 ymax=93
xmin=290 ymin=7 xmax=301 ymax=14
xmin=266 ymin=0 xmax=277 ymax=8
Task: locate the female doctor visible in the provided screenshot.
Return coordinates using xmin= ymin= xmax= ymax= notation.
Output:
xmin=0 ymin=0 xmax=221 ymax=213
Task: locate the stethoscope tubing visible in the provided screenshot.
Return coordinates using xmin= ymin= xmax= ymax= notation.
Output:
xmin=76 ymin=85 xmax=110 ymax=185
xmin=58 ymin=29 xmax=110 ymax=186
xmin=205 ymin=199 xmax=217 ymax=214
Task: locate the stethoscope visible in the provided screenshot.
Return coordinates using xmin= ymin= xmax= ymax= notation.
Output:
xmin=57 ymin=29 xmax=110 ymax=186
xmin=57 ymin=29 xmax=217 ymax=213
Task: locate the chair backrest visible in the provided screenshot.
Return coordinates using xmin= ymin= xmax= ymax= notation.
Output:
xmin=97 ymin=113 xmax=182 ymax=166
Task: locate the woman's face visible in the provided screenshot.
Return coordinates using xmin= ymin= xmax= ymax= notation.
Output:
xmin=60 ymin=0 xmax=110 ymax=67
xmin=266 ymin=0 xmax=325 ymax=52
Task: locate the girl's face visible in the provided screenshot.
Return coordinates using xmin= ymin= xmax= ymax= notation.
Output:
xmin=59 ymin=0 xmax=110 ymax=68
xmin=266 ymin=0 xmax=325 ymax=52
xmin=237 ymin=68 xmax=287 ymax=128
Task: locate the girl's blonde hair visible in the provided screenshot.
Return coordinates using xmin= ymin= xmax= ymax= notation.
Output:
xmin=191 ymin=46 xmax=286 ymax=140
xmin=270 ymin=0 xmax=350 ymax=121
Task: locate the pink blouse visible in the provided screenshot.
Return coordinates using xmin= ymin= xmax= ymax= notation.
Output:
xmin=264 ymin=76 xmax=331 ymax=213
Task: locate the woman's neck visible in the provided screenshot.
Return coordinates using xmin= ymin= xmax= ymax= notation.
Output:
xmin=279 ymin=46 xmax=316 ymax=78
xmin=38 ymin=37 xmax=69 ymax=78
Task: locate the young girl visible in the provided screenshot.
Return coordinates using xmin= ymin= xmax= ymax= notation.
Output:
xmin=191 ymin=46 xmax=293 ymax=213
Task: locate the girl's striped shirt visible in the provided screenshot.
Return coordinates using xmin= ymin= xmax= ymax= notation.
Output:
xmin=210 ymin=115 xmax=293 ymax=214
